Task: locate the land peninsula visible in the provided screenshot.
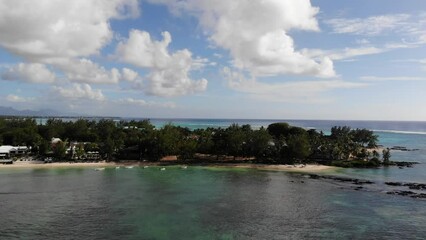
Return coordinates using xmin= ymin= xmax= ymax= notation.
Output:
xmin=0 ymin=117 xmax=399 ymax=170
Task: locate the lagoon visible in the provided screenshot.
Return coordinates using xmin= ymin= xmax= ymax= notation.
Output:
xmin=1 ymin=166 xmax=425 ymax=239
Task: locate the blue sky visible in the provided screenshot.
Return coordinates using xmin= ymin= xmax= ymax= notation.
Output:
xmin=1 ymin=0 xmax=426 ymax=120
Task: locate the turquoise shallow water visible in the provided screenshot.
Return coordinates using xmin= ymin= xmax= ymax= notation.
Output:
xmin=1 ymin=166 xmax=426 ymax=239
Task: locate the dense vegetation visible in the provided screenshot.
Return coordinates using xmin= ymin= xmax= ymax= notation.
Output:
xmin=0 ymin=118 xmax=388 ymax=167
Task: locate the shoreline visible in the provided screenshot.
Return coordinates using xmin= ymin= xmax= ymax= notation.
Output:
xmin=0 ymin=161 xmax=336 ymax=173
xmin=0 ymin=161 xmax=117 ymax=169
xmin=217 ymin=163 xmax=337 ymax=172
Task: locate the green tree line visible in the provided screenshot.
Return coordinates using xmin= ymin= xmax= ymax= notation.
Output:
xmin=0 ymin=118 xmax=385 ymax=166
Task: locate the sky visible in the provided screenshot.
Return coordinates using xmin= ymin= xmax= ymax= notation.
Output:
xmin=1 ymin=0 xmax=426 ymax=120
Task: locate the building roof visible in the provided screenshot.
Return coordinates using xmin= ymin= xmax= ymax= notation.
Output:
xmin=0 ymin=145 xmax=29 ymax=153
xmin=0 ymin=145 xmax=16 ymax=153
xmin=51 ymin=138 xmax=62 ymax=144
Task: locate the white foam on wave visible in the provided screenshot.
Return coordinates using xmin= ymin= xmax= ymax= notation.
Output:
xmin=373 ymin=129 xmax=426 ymax=135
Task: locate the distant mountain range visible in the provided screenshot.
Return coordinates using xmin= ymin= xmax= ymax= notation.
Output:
xmin=0 ymin=106 xmax=66 ymax=117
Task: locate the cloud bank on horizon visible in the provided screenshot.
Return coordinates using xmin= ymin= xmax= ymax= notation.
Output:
xmin=0 ymin=0 xmax=426 ymax=120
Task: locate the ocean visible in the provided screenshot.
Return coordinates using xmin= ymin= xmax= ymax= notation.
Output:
xmin=1 ymin=119 xmax=426 ymax=239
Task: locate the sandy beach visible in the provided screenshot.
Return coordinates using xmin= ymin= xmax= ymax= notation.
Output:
xmin=0 ymin=161 xmax=336 ymax=173
xmin=0 ymin=161 xmax=117 ymax=169
xmin=209 ymin=163 xmax=337 ymax=173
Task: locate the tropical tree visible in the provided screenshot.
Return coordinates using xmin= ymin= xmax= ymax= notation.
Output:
xmin=285 ymin=133 xmax=311 ymax=163
xmin=382 ymin=148 xmax=391 ymax=165
xmin=194 ymin=128 xmax=215 ymax=154
xmin=267 ymin=122 xmax=291 ymax=139
xmin=225 ymin=124 xmax=246 ymax=160
xmin=211 ymin=128 xmax=228 ymax=160
xmin=147 ymin=124 xmax=184 ymax=160
xmin=178 ymin=138 xmax=197 ymax=160
xmin=246 ymin=127 xmax=272 ymax=161
xmin=53 ymin=141 xmax=67 ymax=161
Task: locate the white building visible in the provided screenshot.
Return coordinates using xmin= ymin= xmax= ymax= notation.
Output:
xmin=0 ymin=145 xmax=29 ymax=158
xmin=0 ymin=146 xmax=15 ymax=164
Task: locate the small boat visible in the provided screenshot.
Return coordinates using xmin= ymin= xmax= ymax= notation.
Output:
xmin=160 ymin=167 xmax=166 ymax=171
xmin=143 ymin=166 xmax=149 ymax=169
xmin=125 ymin=166 xmax=134 ymax=169
xmin=115 ymin=166 xmax=120 ymax=169
xmin=181 ymin=166 xmax=188 ymax=169
xmin=95 ymin=168 xmax=105 ymax=171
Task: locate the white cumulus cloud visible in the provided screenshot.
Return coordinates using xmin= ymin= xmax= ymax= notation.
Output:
xmin=6 ymin=94 xmax=34 ymax=103
xmin=121 ymin=68 xmax=139 ymax=82
xmin=222 ymin=67 xmax=367 ymax=103
xmin=0 ymin=0 xmax=139 ymax=60
xmin=116 ymin=98 xmax=176 ymax=108
xmin=325 ymin=13 xmax=426 ymax=45
xmin=302 ymin=47 xmax=387 ymax=61
xmin=52 ymin=83 xmax=105 ymax=101
xmin=360 ymin=76 xmax=426 ymax=82
xmin=116 ymin=30 xmax=208 ymax=97
xmin=50 ymin=58 xmax=122 ymax=84
xmin=1 ymin=63 xmax=56 ymax=83
xmin=325 ymin=14 xmax=410 ymax=36
xmin=148 ymin=0 xmax=335 ymax=78
xmin=0 ymin=0 xmax=140 ymax=86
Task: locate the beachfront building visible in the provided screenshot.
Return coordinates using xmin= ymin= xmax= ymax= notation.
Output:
xmin=51 ymin=137 xmax=62 ymax=148
xmin=0 ymin=145 xmax=29 ymax=157
xmin=0 ymin=146 xmax=11 ymax=161
xmin=65 ymin=141 xmax=101 ymax=161
xmin=0 ymin=145 xmax=30 ymax=164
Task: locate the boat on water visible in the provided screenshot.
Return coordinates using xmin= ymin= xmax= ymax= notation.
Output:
xmin=160 ymin=167 xmax=166 ymax=171
xmin=125 ymin=166 xmax=134 ymax=169
xmin=94 ymin=168 xmax=105 ymax=171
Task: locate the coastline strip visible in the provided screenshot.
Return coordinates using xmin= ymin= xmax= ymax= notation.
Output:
xmin=0 ymin=162 xmax=335 ymax=173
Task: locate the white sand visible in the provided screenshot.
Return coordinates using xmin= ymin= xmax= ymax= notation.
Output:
xmin=0 ymin=161 xmax=117 ymax=169
xmin=0 ymin=161 xmax=336 ymax=173
xmin=211 ymin=163 xmax=336 ymax=173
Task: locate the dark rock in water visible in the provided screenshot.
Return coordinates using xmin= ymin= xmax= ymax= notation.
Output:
xmin=391 ymin=161 xmax=419 ymax=167
xmin=353 ymin=179 xmax=374 ymax=185
xmin=331 ymin=176 xmax=374 ymax=185
xmin=390 ymin=146 xmax=419 ymax=152
xmin=354 ymin=186 xmax=363 ymax=191
xmin=391 ymin=146 xmax=407 ymax=151
xmin=411 ymin=193 xmax=426 ymax=199
xmin=385 ymin=181 xmax=426 ymax=190
xmin=308 ymin=174 xmax=320 ymax=179
xmin=386 ymin=190 xmax=426 ymax=199
xmin=385 ymin=182 xmax=403 ymax=186
xmin=307 ymin=174 xmax=374 ymax=185
xmin=404 ymin=183 xmax=426 ymax=190
xmin=386 ymin=191 xmax=416 ymax=196
xmin=332 ymin=176 xmax=354 ymax=182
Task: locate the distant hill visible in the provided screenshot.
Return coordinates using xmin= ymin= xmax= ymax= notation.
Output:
xmin=0 ymin=106 xmax=65 ymax=117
